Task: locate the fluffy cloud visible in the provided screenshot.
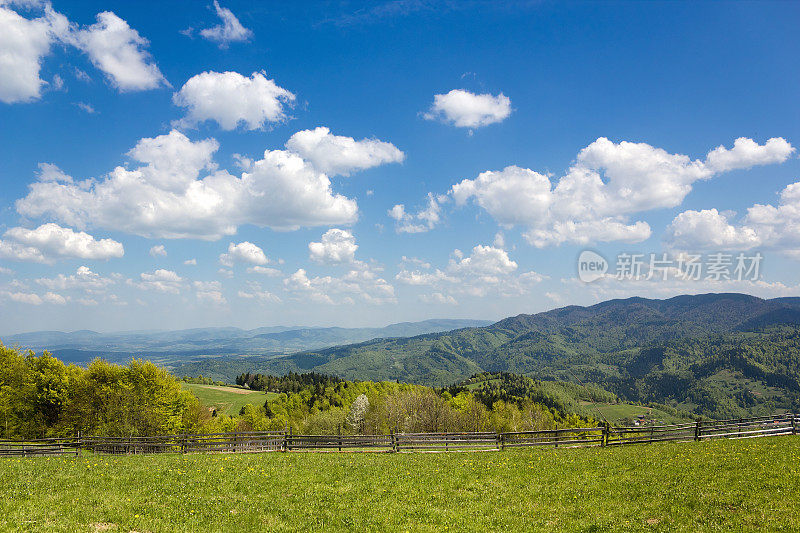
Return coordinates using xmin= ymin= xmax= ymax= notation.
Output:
xmin=70 ymin=11 xmax=167 ymax=91
xmin=149 ymin=244 xmax=167 ymax=257
xmin=43 ymin=291 xmax=67 ymax=304
xmin=0 ymin=4 xmax=166 ymax=101
xmin=284 ymin=267 xmax=395 ymax=305
xmin=308 ymin=229 xmax=358 ymax=264
xmin=0 ymin=2 xmax=68 ymax=103
xmin=237 ymin=281 xmax=280 ymax=303
xmin=389 ymin=193 xmax=443 ymax=233
xmin=666 ymin=180 xmax=800 ymax=256
xmin=395 ymin=268 xmax=455 ymax=286
xmin=247 ymin=265 xmax=281 ymax=276
xmin=198 ymin=0 xmax=252 ymax=47
xmin=395 ymin=245 xmax=543 ymax=298
xmin=5 ymin=291 xmax=43 ymax=305
xmin=419 ymin=292 xmax=457 ymax=305
xmin=36 ymin=265 xmax=115 ymax=292
xmin=131 ymin=269 xmax=183 ymax=293
xmin=423 ymin=89 xmax=512 ymax=129
xmin=194 ymin=280 xmax=226 ymax=304
xmin=665 ymin=209 xmax=761 ymax=250
xmin=704 ymin=137 xmax=795 ymax=173
xmin=219 ymin=241 xmax=268 ymax=266
xmin=16 ymin=130 xmax=359 ymax=239
xmin=173 ymin=71 xmax=294 ymax=130
xmin=285 ymin=127 xmax=404 ymax=176
xmin=0 ymin=223 xmax=123 ymax=263
xmin=451 ymin=137 xmax=794 ymax=247
xmin=448 ymin=245 xmax=517 ymax=277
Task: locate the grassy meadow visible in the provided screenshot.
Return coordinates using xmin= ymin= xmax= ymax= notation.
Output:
xmin=180 ymin=383 xmax=275 ymax=417
xmin=2 ymin=437 xmax=800 ymax=532
xmin=577 ymin=402 xmax=686 ymax=425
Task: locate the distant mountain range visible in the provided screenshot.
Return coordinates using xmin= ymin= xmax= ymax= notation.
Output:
xmin=175 ymin=293 xmax=800 ymax=419
xmin=0 ymin=319 xmax=492 ymax=365
xmin=9 ymin=293 xmax=800 ymax=419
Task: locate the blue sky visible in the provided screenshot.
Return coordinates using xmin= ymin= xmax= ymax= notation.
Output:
xmin=1 ymin=0 xmax=799 ymax=334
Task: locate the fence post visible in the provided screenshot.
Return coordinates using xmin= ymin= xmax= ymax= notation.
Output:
xmin=76 ymin=430 xmax=82 ymax=457
xmin=694 ymin=420 xmax=701 ymax=441
xmin=792 ymin=414 xmax=797 ymax=436
xmin=338 ymin=424 xmax=342 ymax=452
xmin=602 ymin=422 xmax=609 ymax=447
xmin=287 ymin=426 xmax=292 ymax=452
xmin=497 ymin=431 xmax=503 ymax=451
xmin=390 ymin=429 xmax=395 ymax=453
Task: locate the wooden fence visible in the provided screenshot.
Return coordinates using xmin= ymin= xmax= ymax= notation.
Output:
xmin=502 ymin=427 xmax=605 ymax=449
xmin=0 ymin=437 xmax=81 ymax=457
xmin=395 ymin=431 xmax=500 ymax=452
xmin=1 ymin=413 xmax=797 ymax=457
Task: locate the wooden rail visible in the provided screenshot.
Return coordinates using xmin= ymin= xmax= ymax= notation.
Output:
xmin=502 ymin=427 xmax=605 ymax=449
xmin=0 ymin=437 xmax=80 ymax=457
xmin=1 ymin=413 xmax=797 ymax=457
xmin=395 ymin=432 xmax=500 ymax=452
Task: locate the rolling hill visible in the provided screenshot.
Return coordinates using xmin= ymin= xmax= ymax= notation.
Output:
xmin=179 ymin=293 xmax=800 ymax=419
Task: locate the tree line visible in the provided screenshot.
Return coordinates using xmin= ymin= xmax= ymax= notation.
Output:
xmin=1 ymin=344 xmax=596 ymax=440
xmin=1 ymin=344 xmax=208 ymax=439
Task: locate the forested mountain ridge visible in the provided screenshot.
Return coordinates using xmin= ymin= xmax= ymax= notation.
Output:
xmin=182 ymin=293 xmax=800 ymax=419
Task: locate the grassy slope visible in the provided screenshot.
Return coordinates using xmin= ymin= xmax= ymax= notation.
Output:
xmin=578 ymin=402 xmax=686 ymax=425
xmin=2 ymin=437 xmax=800 ymax=532
xmin=181 ymin=383 xmax=275 ymax=417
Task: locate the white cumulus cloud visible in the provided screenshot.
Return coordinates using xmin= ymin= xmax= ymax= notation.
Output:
xmin=149 ymin=244 xmax=167 ymax=257
xmin=36 ymin=265 xmax=116 ymax=292
xmin=0 ymin=2 xmax=68 ymax=103
xmin=666 ymin=179 xmax=800 ymax=257
xmin=246 ymin=265 xmax=281 ymax=276
xmin=423 ymin=89 xmax=512 ymax=129
xmin=16 ymin=130 xmax=359 ymax=239
xmin=284 ymin=267 xmax=395 ymax=305
xmin=198 ymin=0 xmax=252 ymax=48
xmin=665 ymin=209 xmax=761 ymax=250
xmin=194 ymin=280 xmax=226 ymax=304
xmin=5 ymin=291 xmax=43 ymax=305
xmin=173 ymin=71 xmax=294 ymax=130
xmin=395 ymin=245 xmax=542 ymax=299
xmin=70 ymin=11 xmax=168 ymax=91
xmin=219 ymin=241 xmax=268 ymax=266
xmin=285 ymin=127 xmax=404 ymax=176
xmin=450 ymin=137 xmax=794 ymax=247
xmin=308 ymin=229 xmax=358 ymax=264
xmin=0 ymin=223 xmax=123 ymax=263
xmin=131 ymin=269 xmax=184 ymax=293
xmin=388 ymin=193 xmax=443 ymax=233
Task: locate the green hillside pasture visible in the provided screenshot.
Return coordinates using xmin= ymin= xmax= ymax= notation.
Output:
xmin=2 ymin=437 xmax=799 ymax=532
xmin=181 ymin=383 xmax=275 ymax=416
xmin=578 ymin=402 xmax=686 ymax=425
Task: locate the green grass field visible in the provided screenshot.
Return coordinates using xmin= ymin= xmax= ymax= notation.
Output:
xmin=2 ymin=437 xmax=799 ymax=532
xmin=578 ymin=402 xmax=687 ymax=425
xmin=180 ymin=383 xmax=276 ymax=416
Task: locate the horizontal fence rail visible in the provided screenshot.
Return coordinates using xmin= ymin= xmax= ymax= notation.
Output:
xmin=0 ymin=437 xmax=81 ymax=457
xmin=286 ymin=434 xmax=392 ymax=452
xmin=1 ymin=413 xmax=797 ymax=457
xmin=395 ymin=432 xmax=500 ymax=452
xmin=502 ymin=427 xmax=605 ymax=449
